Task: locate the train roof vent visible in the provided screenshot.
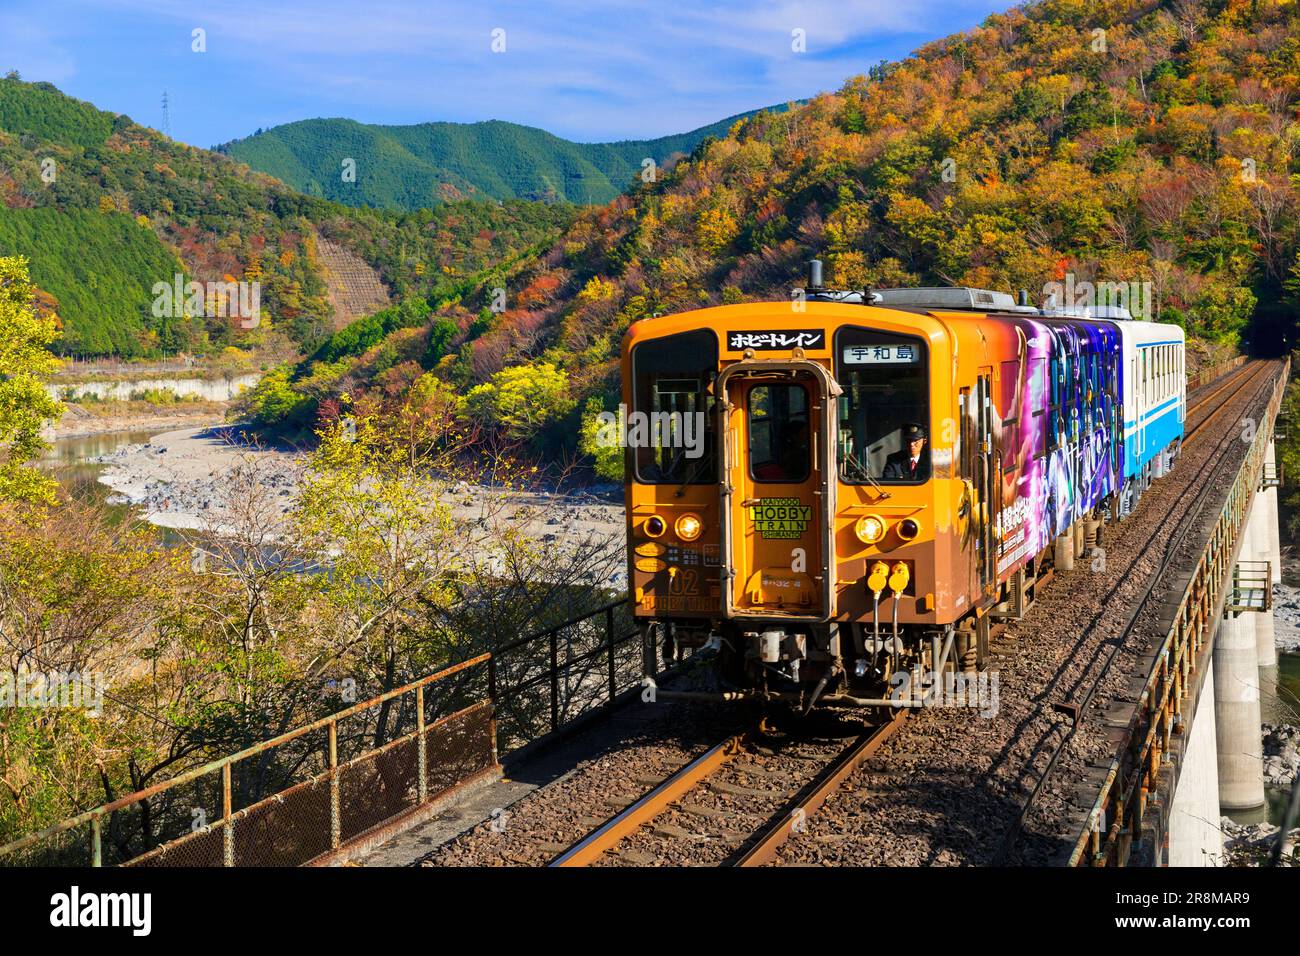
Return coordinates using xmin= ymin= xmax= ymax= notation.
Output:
xmin=1040 ymin=304 xmax=1134 ymax=320
xmin=870 ymin=287 xmax=1024 ymax=312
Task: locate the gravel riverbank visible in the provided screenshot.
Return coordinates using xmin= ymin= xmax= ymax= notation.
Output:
xmin=91 ymin=425 xmax=630 ymax=587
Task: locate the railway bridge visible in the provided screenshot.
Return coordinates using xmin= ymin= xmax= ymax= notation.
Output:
xmin=1 ymin=358 xmax=1291 ymax=868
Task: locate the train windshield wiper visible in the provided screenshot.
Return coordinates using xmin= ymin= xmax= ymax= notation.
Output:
xmin=674 ymin=451 xmax=710 ymax=497
xmin=844 ymin=450 xmax=891 ymax=499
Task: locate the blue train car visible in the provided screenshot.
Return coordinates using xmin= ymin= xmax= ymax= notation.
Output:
xmin=1116 ymin=320 xmax=1187 ymax=512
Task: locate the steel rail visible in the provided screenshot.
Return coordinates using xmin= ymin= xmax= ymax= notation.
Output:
xmin=1183 ymin=361 xmax=1269 ymax=445
xmin=547 ymin=731 xmax=750 ymax=866
xmin=734 ymin=710 xmax=906 ymax=866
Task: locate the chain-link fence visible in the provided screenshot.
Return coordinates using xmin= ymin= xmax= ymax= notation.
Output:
xmin=1 ymin=595 xmax=657 ymax=867
xmin=0 ymin=654 xmax=496 ymax=867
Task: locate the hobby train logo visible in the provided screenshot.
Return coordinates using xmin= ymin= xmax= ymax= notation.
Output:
xmin=727 ymin=329 xmax=824 ymax=351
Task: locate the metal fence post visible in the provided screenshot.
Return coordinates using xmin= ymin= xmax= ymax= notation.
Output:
xmin=222 ymin=763 xmax=234 ymax=867
xmin=91 ymin=817 xmax=101 ymax=867
xmin=605 ymin=606 xmax=617 ymax=708
xmin=549 ymin=629 xmax=560 ymax=732
xmin=328 ymin=721 xmax=340 ymax=850
xmin=416 ymin=686 xmax=428 ymax=804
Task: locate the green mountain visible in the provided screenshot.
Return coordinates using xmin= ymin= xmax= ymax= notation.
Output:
xmin=0 ymin=78 xmax=575 ymax=357
xmin=216 ymin=109 xmax=784 ymax=208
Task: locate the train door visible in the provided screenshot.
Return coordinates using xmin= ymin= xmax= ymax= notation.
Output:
xmin=718 ymin=363 xmax=836 ymax=622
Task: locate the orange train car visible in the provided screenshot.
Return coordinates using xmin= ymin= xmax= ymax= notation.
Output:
xmin=620 ymin=263 xmax=1184 ymax=710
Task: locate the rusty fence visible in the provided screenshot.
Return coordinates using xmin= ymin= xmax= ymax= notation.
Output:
xmin=0 ymin=596 xmax=649 ymax=867
xmin=1189 ymin=354 xmax=1246 ymax=391
xmin=1069 ymin=358 xmax=1289 ymax=866
xmin=487 ymin=597 xmax=644 ymax=753
xmin=0 ymin=654 xmax=497 ymax=867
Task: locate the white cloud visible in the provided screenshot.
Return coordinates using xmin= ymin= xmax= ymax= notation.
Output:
xmin=46 ymin=0 xmax=1002 ymax=141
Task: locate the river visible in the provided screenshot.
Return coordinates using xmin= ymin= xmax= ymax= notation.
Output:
xmin=40 ymin=426 xmax=191 ymax=548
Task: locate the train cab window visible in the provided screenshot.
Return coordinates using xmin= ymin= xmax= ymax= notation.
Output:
xmin=748 ymin=384 xmax=810 ymax=483
xmin=834 ymin=327 xmax=929 ymax=483
xmin=631 ymin=329 xmax=718 ymax=484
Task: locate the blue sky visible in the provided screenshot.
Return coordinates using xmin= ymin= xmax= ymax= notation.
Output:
xmin=1 ymin=1 xmax=1006 ymax=147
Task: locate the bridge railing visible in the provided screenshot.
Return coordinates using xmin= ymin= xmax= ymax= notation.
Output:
xmin=1071 ymin=358 xmax=1288 ymax=866
xmin=0 ymin=595 xmax=652 ymax=867
xmin=1188 ymin=354 xmax=1246 ymax=390
xmin=487 ymin=597 xmax=644 ymax=754
xmin=0 ymin=654 xmax=497 ymax=867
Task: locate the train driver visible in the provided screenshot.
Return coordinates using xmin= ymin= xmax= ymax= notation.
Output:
xmin=883 ymin=423 xmax=929 ymax=480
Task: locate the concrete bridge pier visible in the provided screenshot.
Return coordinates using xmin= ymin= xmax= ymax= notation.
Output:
xmin=1168 ymin=659 xmax=1222 ymax=866
xmin=1265 ymin=440 xmax=1281 ymax=587
xmin=1213 ymin=600 xmax=1266 ymax=811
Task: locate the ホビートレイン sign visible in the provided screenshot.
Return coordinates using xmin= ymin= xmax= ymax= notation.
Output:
xmin=749 ymin=497 xmax=812 ymax=539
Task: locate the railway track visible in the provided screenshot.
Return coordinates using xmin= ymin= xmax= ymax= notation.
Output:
xmin=1184 ymin=359 xmax=1273 ymax=445
xmin=549 ymin=713 xmax=905 ymax=867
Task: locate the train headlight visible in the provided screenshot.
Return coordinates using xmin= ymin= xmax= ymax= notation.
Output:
xmin=644 ymin=515 xmax=666 ymax=538
xmin=854 ymin=515 xmax=886 ymax=545
xmin=897 ymin=518 xmax=920 ymax=542
xmin=674 ymin=514 xmax=703 ymax=541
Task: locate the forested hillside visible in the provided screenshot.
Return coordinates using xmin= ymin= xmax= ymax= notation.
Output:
xmin=240 ymin=0 xmax=1300 ymax=463
xmin=0 ymin=78 xmax=575 ymax=357
xmin=0 ymin=209 xmax=184 ymax=354
xmin=217 ymin=108 xmax=782 ymax=208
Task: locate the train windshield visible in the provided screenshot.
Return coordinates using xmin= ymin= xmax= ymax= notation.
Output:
xmin=834 ymin=327 xmax=929 ymax=484
xmin=630 ymin=329 xmax=718 ymax=484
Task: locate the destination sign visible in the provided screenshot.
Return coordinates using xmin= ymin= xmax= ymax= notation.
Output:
xmin=841 ymin=344 xmax=920 ymax=364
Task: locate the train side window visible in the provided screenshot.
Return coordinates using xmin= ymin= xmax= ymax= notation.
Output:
xmin=959 ymin=387 xmax=973 ymax=480
xmin=1048 ymin=356 xmax=1060 ymax=451
xmin=1029 ymin=358 xmax=1047 ymax=459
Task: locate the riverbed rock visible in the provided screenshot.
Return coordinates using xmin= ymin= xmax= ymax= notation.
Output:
xmin=1220 ymin=816 xmax=1298 ymax=866
xmin=1263 ymin=723 xmax=1300 ymax=788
